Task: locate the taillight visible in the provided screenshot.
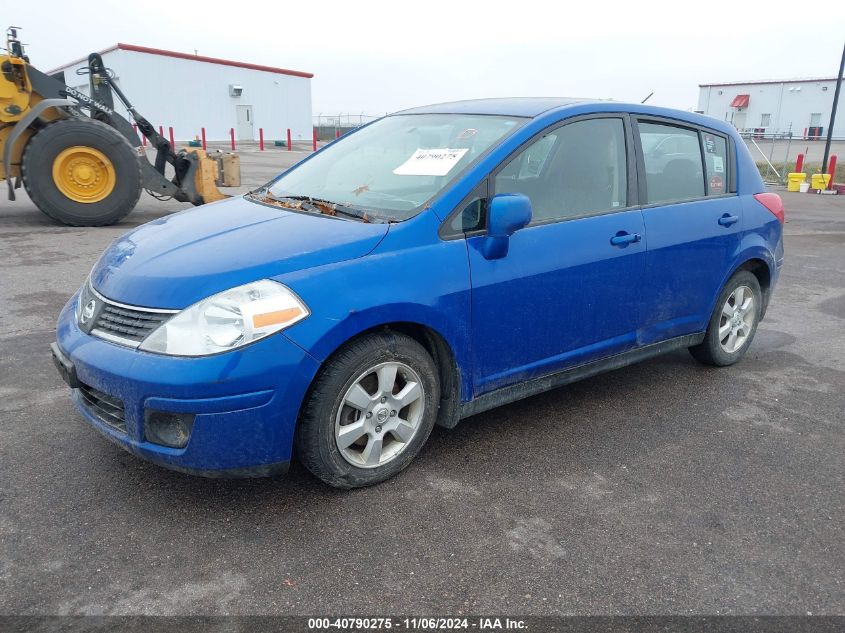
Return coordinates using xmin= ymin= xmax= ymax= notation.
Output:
xmin=754 ymin=192 xmax=785 ymax=224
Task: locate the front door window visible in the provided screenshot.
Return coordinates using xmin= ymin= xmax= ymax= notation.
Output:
xmin=494 ymin=118 xmax=628 ymax=222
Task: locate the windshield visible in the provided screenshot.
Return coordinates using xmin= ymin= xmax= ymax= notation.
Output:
xmin=266 ymin=113 xmax=524 ymax=221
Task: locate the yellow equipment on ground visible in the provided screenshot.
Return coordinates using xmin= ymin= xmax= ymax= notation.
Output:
xmin=810 ymin=173 xmax=831 ymax=191
xmin=1 ymin=27 xmax=232 ymax=226
xmin=786 ymin=172 xmax=807 ymax=192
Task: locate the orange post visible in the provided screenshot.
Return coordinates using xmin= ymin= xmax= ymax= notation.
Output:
xmin=158 ymin=125 xmax=164 ymax=138
xmin=312 ymin=129 xmax=317 ymax=152
xmin=168 ymin=126 xmax=175 ymax=148
xmin=828 ymin=155 xmax=837 ymax=189
xmin=259 ymin=128 xmax=264 ymax=151
xmin=287 ymin=128 xmax=292 ymax=151
xmin=230 ymin=128 xmax=236 ymax=151
xmin=201 ymin=127 xmax=207 ymax=151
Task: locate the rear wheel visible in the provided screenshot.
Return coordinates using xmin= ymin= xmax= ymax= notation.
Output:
xmin=689 ymin=270 xmax=762 ymax=366
xmin=21 ymin=118 xmax=142 ymax=226
xmin=295 ymin=331 xmax=440 ymax=488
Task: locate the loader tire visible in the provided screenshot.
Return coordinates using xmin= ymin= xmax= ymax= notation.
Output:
xmin=21 ymin=118 xmax=142 ymax=226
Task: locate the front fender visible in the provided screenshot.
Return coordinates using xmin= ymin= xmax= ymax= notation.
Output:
xmin=289 ymin=301 xmax=465 ymax=364
xmin=277 ymin=223 xmax=473 ymax=401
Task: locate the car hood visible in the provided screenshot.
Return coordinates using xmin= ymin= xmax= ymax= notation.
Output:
xmin=90 ymin=195 xmax=389 ymax=309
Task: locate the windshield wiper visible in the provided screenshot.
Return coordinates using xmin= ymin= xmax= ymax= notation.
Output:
xmin=250 ymin=190 xmax=379 ymax=223
xmin=247 ymin=190 xmax=324 ymax=215
xmin=276 ymin=195 xmax=379 ymax=223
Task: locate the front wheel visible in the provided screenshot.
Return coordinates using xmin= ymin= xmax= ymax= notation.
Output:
xmin=689 ymin=270 xmax=762 ymax=367
xmin=295 ymin=331 xmax=440 ymax=488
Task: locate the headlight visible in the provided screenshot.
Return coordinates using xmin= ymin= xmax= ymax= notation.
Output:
xmin=139 ymin=280 xmax=309 ymax=356
xmin=75 ymin=287 xmax=83 ymax=321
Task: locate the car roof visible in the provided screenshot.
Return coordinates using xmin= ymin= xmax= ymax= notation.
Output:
xmin=393 ymin=98 xmax=739 ymax=137
xmin=394 ymin=97 xmax=607 ymax=117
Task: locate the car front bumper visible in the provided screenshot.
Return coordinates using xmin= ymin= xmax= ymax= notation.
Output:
xmin=54 ymin=292 xmax=320 ymax=476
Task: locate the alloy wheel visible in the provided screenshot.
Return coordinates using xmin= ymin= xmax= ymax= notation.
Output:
xmin=334 ymin=361 xmax=425 ymax=468
xmin=718 ymin=285 xmax=755 ymax=353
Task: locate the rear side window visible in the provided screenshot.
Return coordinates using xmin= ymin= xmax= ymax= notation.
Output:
xmin=639 ymin=122 xmax=704 ymax=204
xmin=495 ymin=118 xmax=627 ymax=223
xmin=701 ymin=131 xmax=728 ymax=195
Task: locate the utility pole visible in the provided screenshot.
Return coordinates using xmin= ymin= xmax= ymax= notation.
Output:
xmin=821 ymin=42 xmax=845 ymax=177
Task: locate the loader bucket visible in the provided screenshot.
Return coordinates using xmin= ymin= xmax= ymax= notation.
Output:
xmin=187 ymin=148 xmax=229 ymax=204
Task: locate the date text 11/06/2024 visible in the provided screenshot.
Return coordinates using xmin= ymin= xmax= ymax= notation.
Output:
xmin=307 ymin=617 xmax=528 ymax=630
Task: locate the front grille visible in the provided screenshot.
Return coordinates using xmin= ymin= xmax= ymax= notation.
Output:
xmin=78 ymin=384 xmax=127 ymax=433
xmin=78 ymin=281 xmax=175 ymax=347
xmin=92 ymin=303 xmax=170 ymax=343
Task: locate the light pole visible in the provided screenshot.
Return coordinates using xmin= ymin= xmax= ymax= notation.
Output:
xmin=821 ymin=42 xmax=845 ymax=179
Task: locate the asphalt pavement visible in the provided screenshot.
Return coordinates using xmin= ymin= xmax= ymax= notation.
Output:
xmin=1 ymin=151 xmax=843 ymax=615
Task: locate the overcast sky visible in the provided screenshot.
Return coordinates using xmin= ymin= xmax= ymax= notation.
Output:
xmin=9 ymin=0 xmax=845 ymax=116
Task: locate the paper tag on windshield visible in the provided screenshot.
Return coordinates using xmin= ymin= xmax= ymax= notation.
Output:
xmin=393 ymin=148 xmax=469 ymax=176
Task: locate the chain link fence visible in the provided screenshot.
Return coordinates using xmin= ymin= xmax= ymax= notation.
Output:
xmin=313 ymin=113 xmax=382 ymax=140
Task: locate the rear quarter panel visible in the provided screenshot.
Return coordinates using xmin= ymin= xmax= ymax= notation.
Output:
xmin=734 ymin=130 xmax=783 ymax=275
xmin=716 ymin=134 xmax=783 ymax=315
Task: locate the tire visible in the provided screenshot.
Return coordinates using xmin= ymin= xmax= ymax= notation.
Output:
xmin=295 ymin=331 xmax=440 ymax=489
xmin=21 ymin=118 xmax=142 ymax=226
xmin=689 ymin=270 xmax=762 ymax=367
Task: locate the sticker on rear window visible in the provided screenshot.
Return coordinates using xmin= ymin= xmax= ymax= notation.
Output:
xmin=713 ymin=156 xmax=725 ymax=173
xmin=393 ymin=148 xmax=469 ymax=176
xmin=709 ymin=175 xmax=724 ymax=193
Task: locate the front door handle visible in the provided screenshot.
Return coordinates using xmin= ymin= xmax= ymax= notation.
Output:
xmin=610 ymin=231 xmax=642 ymax=247
xmin=718 ymin=213 xmax=739 ymax=227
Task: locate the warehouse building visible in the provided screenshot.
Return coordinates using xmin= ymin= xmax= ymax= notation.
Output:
xmin=697 ymin=77 xmax=844 ymax=139
xmin=48 ymin=44 xmax=313 ymax=142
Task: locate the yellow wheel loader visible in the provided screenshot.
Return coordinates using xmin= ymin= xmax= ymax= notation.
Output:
xmin=1 ymin=27 xmax=229 ymax=226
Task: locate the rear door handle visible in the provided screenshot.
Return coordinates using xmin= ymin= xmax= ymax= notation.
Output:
xmin=610 ymin=232 xmax=642 ymax=247
xmin=718 ymin=214 xmax=739 ymax=227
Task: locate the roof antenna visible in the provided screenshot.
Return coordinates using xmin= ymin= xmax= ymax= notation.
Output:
xmin=641 ymin=92 xmax=654 ymax=104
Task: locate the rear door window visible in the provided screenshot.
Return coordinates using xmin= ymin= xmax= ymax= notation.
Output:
xmin=639 ymin=122 xmax=705 ymax=204
xmin=701 ymin=131 xmax=728 ymax=195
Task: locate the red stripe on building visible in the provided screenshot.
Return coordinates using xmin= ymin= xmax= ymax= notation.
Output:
xmin=700 ymin=76 xmax=843 ymax=88
xmin=46 ymin=43 xmax=313 ymax=79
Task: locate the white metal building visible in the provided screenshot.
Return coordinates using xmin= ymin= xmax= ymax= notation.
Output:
xmin=697 ymin=77 xmax=844 ymax=138
xmin=48 ymin=44 xmax=313 ymax=142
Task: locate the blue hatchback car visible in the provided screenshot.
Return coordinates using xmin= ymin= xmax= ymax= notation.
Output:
xmin=52 ymin=98 xmax=785 ymax=488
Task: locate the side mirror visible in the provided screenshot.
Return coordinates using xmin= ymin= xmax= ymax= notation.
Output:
xmin=482 ymin=193 xmax=532 ymax=259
